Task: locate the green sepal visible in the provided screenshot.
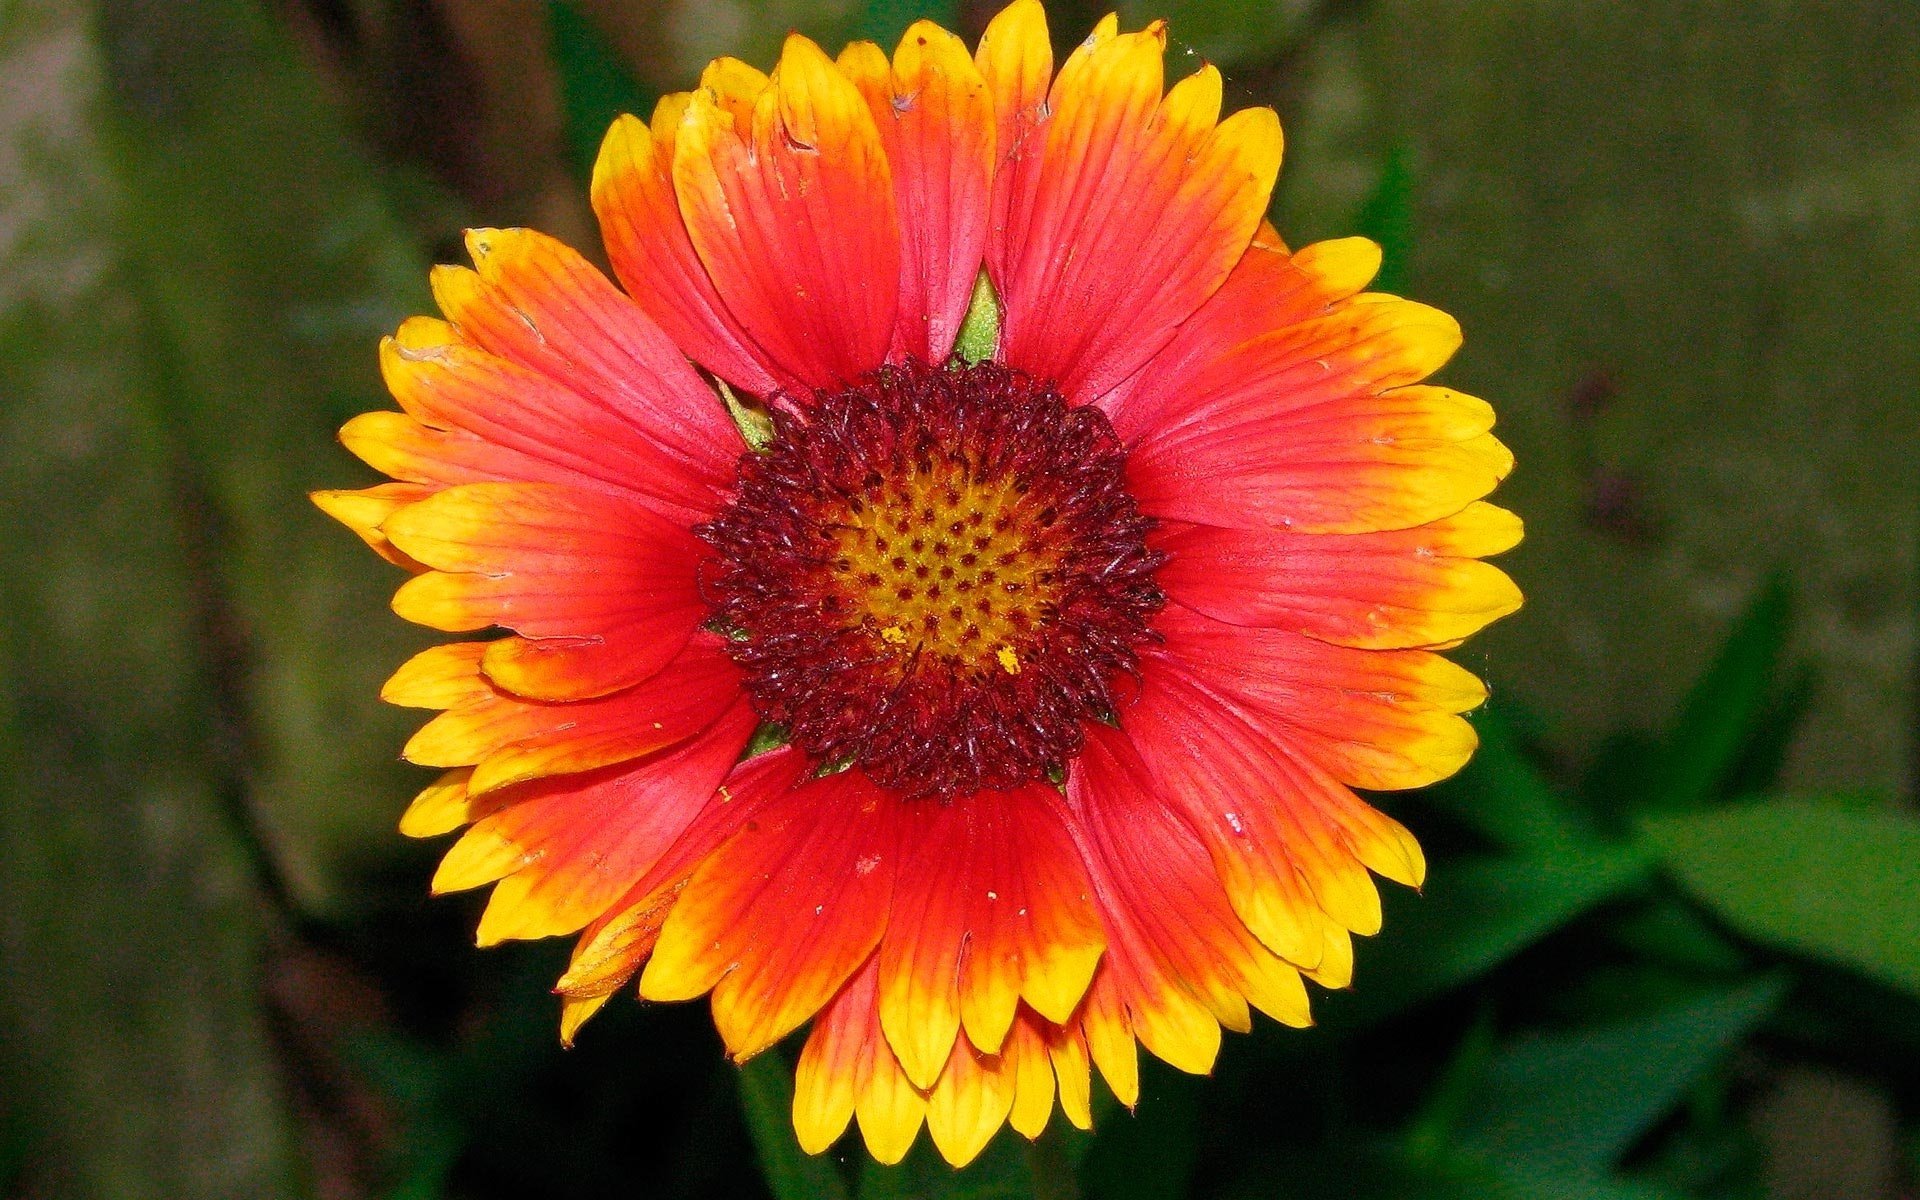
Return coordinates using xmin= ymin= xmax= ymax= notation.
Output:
xmin=719 ymin=378 xmax=776 ymax=451
xmin=953 ymin=270 xmax=1002 ymax=366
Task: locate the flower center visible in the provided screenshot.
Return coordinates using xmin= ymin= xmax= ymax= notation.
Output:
xmin=698 ymin=360 xmax=1166 ymax=798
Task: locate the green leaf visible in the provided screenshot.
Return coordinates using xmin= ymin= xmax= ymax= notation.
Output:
xmin=1356 ymin=142 xmax=1415 ymax=295
xmin=1420 ymin=704 xmax=1593 ymax=856
xmin=1324 ymin=846 xmax=1650 ymax=1027
xmin=737 ymin=1054 xmax=853 ymax=1200
xmin=1223 ymin=1139 xmax=1686 ymax=1200
xmin=1645 ymin=575 xmax=1792 ymax=812
xmin=853 ymin=0 xmax=961 ymax=47
xmin=1457 ymin=976 xmax=1785 ymax=1174
xmin=954 ymin=270 xmax=1002 ymax=365
xmin=1603 ymin=895 xmax=1749 ymax=974
xmin=1081 ymin=1063 xmax=1204 ymax=1199
xmin=1403 ymin=1006 xmax=1498 ymax=1166
xmin=547 ymin=1 xmax=655 ymax=184
xmin=1642 ymin=797 xmax=1920 ymax=994
xmin=1115 ymin=0 xmax=1317 ymax=67
xmin=859 ymin=1135 xmax=1040 ymax=1200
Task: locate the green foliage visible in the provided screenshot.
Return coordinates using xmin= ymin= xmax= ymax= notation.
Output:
xmin=1081 ymin=1065 xmax=1204 ymax=1199
xmin=1455 ymin=976 xmax=1785 ymax=1174
xmin=721 ymin=378 xmax=779 ymax=451
xmin=1325 ymin=846 xmax=1650 ymax=1028
xmin=1644 ymin=799 xmax=1920 ymax=995
xmin=860 ymin=1136 xmax=1042 ymax=1199
xmin=853 ymin=0 xmax=961 ymax=46
xmin=1116 ymin=0 xmax=1316 ymax=67
xmin=1643 ymin=576 xmax=1794 ymax=813
xmin=2 ymin=0 xmax=423 ymax=1193
xmin=548 ymin=1 xmax=655 ymax=184
xmin=1421 ymin=703 xmax=1592 ymax=856
xmin=739 ymin=1054 xmax=855 ymax=1200
xmin=1356 ymin=142 xmax=1415 ymax=295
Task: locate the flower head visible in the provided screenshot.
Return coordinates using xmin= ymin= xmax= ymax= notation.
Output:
xmin=316 ymin=0 xmax=1520 ymax=1168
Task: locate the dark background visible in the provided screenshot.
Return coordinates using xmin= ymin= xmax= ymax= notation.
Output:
xmin=1 ymin=1 xmax=1916 ymax=1197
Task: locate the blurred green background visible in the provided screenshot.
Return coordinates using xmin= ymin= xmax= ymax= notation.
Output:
xmin=2 ymin=0 xmax=1916 ymax=1197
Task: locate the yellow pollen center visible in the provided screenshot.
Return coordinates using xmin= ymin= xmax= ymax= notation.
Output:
xmin=827 ymin=457 xmax=1062 ymax=674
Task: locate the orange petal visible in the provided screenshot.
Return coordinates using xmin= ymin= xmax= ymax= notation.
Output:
xmin=1127 ymin=386 xmax=1512 ymax=535
xmin=1070 ymin=727 xmax=1314 ymax=1040
xmin=555 ymin=747 xmax=812 ymax=1000
xmin=990 ymin=19 xmax=1282 ymax=402
xmin=402 ymin=634 xmax=742 ymax=795
xmin=429 ymin=228 xmax=735 ymax=509
xmin=592 ymin=106 xmax=784 ymax=397
xmin=672 ymin=34 xmax=900 ymax=392
xmin=1125 ymin=666 xmax=1393 ymax=945
xmin=384 ymin=482 xmax=705 ymax=699
xmin=1046 ymin=1018 xmax=1094 ymax=1129
xmin=878 ymin=785 xmax=1103 ymax=1087
xmin=642 ymin=766 xmax=904 ymax=1061
xmin=1101 ymin=234 xmax=1382 ymax=440
xmin=841 ymin=22 xmax=995 ymax=363
xmin=1155 ymin=502 xmax=1524 ymax=649
xmin=311 ymin=481 xmax=436 ymax=568
xmin=976 ymin=0 xmax=1052 ymax=175
xmin=925 ymin=1034 xmax=1017 ymax=1167
xmin=467 ymin=700 xmax=756 ymax=945
xmin=1003 ymin=1014 xmax=1058 ymax=1140
xmin=1147 ymin=605 xmax=1485 ymax=793
xmin=794 ymin=957 xmax=929 ymax=1163
xmin=375 ymin=332 xmax=714 ymax=513
xmin=381 ymin=641 xmax=492 ymax=710
xmin=397 ymin=768 xmax=489 ymax=839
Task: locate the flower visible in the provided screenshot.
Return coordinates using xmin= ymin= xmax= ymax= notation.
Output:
xmin=314 ymin=0 xmax=1520 ymax=1168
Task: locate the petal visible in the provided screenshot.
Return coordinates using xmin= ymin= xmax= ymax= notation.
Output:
xmin=1046 ymin=1019 xmax=1094 ymax=1129
xmin=673 ymin=35 xmax=901 ymax=392
xmin=1127 ymin=385 xmax=1513 ymax=534
xmin=840 ymin=22 xmax=995 ymax=364
xmin=925 ymin=1035 xmax=1017 ymax=1168
xmin=794 ymin=956 xmax=929 ymax=1164
xmin=397 ymin=767 xmax=490 ymax=839
xmin=1070 ymin=726 xmax=1315 ymax=1039
xmin=1156 ymin=501 xmax=1524 ymax=648
xmin=592 ymin=99 xmax=784 ymax=397
xmin=339 ymin=409 xmax=582 ymax=494
xmin=462 ymin=699 xmax=757 ymax=945
xmin=642 ymin=766 xmax=904 ymax=1060
xmin=976 ymin=0 xmax=1053 ymax=188
xmin=382 ymin=641 xmax=492 ymax=709
xmin=989 ymin=20 xmax=1282 ymax=402
xmin=403 ymin=633 xmax=743 ymax=795
xmin=310 ymin=481 xmax=435 ymax=568
xmin=375 ymin=328 xmax=719 ymax=513
xmin=554 ymin=747 xmax=810 ymax=1003
xmin=1124 ymin=662 xmax=1423 ymax=950
xmin=1003 ymin=1015 xmax=1058 ymax=1140
xmin=429 ymin=228 xmax=737 ymax=511
xmin=878 ymin=785 xmax=1103 ymax=1087
xmin=1100 ymin=233 xmax=1381 ymax=440
xmin=1148 ymin=604 xmax=1486 ymax=792
xmin=384 ymin=482 xmax=705 ymax=699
